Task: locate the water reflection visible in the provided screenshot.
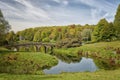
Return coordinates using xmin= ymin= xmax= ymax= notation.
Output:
xmin=94 ymin=57 xmax=120 ymax=70
xmin=44 ymin=57 xmax=98 ymax=74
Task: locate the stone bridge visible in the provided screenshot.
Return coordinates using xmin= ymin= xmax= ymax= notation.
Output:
xmin=6 ymin=42 xmax=56 ymax=53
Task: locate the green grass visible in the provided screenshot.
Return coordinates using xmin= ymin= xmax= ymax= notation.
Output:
xmin=0 ymin=47 xmax=10 ymax=51
xmin=0 ymin=41 xmax=120 ymax=80
xmin=0 ymin=69 xmax=120 ymax=80
xmin=0 ymin=51 xmax=58 ymax=74
xmin=53 ymin=41 xmax=120 ymax=70
xmin=54 ymin=41 xmax=120 ymax=57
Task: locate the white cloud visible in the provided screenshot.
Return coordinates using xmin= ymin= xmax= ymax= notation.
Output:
xmin=0 ymin=1 xmax=23 ymax=20
xmin=62 ymin=0 xmax=69 ymax=5
xmin=14 ymin=0 xmax=50 ymax=19
xmin=75 ymin=0 xmax=115 ymax=23
xmin=0 ymin=0 xmax=118 ymax=32
xmin=76 ymin=0 xmax=114 ymax=10
xmin=0 ymin=0 xmax=51 ymax=21
xmin=0 ymin=0 xmax=53 ymax=31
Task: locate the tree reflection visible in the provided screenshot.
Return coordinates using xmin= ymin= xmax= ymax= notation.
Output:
xmin=53 ymin=54 xmax=82 ymax=64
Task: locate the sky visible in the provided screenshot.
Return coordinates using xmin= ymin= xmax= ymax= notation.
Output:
xmin=0 ymin=0 xmax=120 ymax=32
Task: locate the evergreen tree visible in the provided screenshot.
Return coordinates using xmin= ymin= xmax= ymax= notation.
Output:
xmin=92 ymin=18 xmax=109 ymax=41
xmin=0 ymin=9 xmax=10 ymax=45
xmin=114 ymin=4 xmax=120 ymax=39
xmin=101 ymin=22 xmax=116 ymax=41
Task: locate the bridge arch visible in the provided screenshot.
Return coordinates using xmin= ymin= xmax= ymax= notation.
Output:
xmin=5 ymin=42 xmax=56 ymax=53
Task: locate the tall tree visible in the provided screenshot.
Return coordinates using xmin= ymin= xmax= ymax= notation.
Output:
xmin=0 ymin=9 xmax=11 ymax=45
xmin=6 ymin=31 xmax=15 ymax=44
xmin=101 ymin=22 xmax=116 ymax=41
xmin=114 ymin=4 xmax=120 ymax=39
xmin=24 ymin=28 xmax=34 ymax=41
xmin=33 ymin=30 xmax=42 ymax=42
xmin=92 ymin=18 xmax=109 ymax=41
xmin=81 ymin=29 xmax=92 ymax=41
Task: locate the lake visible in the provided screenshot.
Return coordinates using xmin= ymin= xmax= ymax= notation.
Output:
xmin=44 ymin=57 xmax=98 ymax=74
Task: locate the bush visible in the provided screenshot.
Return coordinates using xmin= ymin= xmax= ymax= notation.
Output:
xmin=56 ymin=38 xmax=81 ymax=48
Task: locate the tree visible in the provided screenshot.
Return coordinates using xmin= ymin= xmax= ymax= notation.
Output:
xmin=33 ymin=30 xmax=42 ymax=42
xmin=6 ymin=31 xmax=15 ymax=44
xmin=101 ymin=22 xmax=116 ymax=41
xmin=14 ymin=31 xmax=21 ymax=41
xmin=49 ymin=28 xmax=59 ymax=41
xmin=24 ymin=28 xmax=34 ymax=41
xmin=92 ymin=18 xmax=109 ymax=41
xmin=81 ymin=29 xmax=92 ymax=41
xmin=114 ymin=4 xmax=120 ymax=39
xmin=0 ymin=9 xmax=10 ymax=45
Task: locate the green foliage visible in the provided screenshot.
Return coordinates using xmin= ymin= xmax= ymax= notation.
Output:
xmin=24 ymin=28 xmax=34 ymax=41
xmin=0 ymin=10 xmax=10 ymax=45
xmin=0 ymin=52 xmax=58 ymax=74
xmin=53 ymin=48 xmax=78 ymax=57
xmin=53 ymin=48 xmax=81 ymax=63
xmin=55 ymin=41 xmax=120 ymax=59
xmin=114 ymin=4 xmax=120 ymax=39
xmin=81 ymin=29 xmax=92 ymax=41
xmin=14 ymin=31 xmax=21 ymax=41
xmin=6 ymin=31 xmax=15 ymax=44
xmin=10 ymin=4 xmax=120 ymax=45
xmin=18 ymin=46 xmax=37 ymax=52
xmin=19 ymin=46 xmax=26 ymax=51
xmin=102 ymin=22 xmax=116 ymax=41
xmin=33 ymin=30 xmax=42 ymax=42
xmin=40 ymin=46 xmax=45 ymax=53
xmin=42 ymin=37 xmax=50 ymax=42
xmin=56 ymin=38 xmax=81 ymax=48
xmin=0 ymin=47 xmax=10 ymax=53
xmin=28 ymin=46 xmax=36 ymax=52
xmin=92 ymin=18 xmax=115 ymax=42
xmin=14 ymin=25 xmax=94 ymax=44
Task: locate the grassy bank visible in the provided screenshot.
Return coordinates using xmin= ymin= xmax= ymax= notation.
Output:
xmin=0 ymin=69 xmax=120 ymax=80
xmin=53 ymin=41 xmax=120 ymax=70
xmin=54 ymin=41 xmax=120 ymax=57
xmin=0 ymin=48 xmax=58 ymax=74
xmin=0 ymin=41 xmax=120 ymax=80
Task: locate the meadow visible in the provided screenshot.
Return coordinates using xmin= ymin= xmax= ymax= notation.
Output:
xmin=0 ymin=41 xmax=120 ymax=80
xmin=0 ymin=68 xmax=120 ymax=80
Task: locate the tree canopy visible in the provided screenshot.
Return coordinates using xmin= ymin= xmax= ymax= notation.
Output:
xmin=1 ymin=4 xmax=120 ymax=46
xmin=114 ymin=4 xmax=120 ymax=39
xmin=0 ymin=9 xmax=11 ymax=45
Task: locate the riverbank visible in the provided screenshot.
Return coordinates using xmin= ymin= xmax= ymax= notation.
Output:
xmin=53 ymin=41 xmax=120 ymax=70
xmin=0 ymin=41 xmax=120 ymax=80
xmin=53 ymin=41 xmax=120 ymax=60
xmin=0 ymin=48 xmax=58 ymax=74
xmin=0 ymin=69 xmax=120 ymax=80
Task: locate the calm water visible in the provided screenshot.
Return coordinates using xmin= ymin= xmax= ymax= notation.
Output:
xmin=44 ymin=57 xmax=98 ymax=74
